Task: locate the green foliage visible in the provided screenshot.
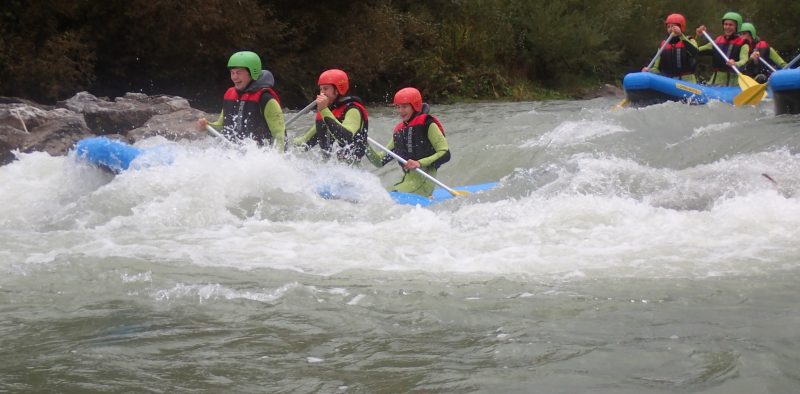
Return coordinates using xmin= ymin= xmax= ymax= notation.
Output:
xmin=0 ymin=0 xmax=798 ymax=105
xmin=0 ymin=0 xmax=96 ymax=101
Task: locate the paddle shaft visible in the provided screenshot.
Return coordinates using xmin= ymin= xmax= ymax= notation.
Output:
xmin=285 ymin=101 xmax=316 ymax=127
xmin=785 ymin=52 xmax=800 ymax=70
xmin=205 ymin=125 xmax=237 ymax=147
xmin=366 ymin=136 xmax=461 ymax=196
xmin=646 ymin=33 xmax=674 ymax=70
xmin=701 ymin=30 xmax=744 ymax=76
xmin=616 ymin=34 xmax=674 ymax=110
xmin=758 ymin=56 xmax=778 ymax=73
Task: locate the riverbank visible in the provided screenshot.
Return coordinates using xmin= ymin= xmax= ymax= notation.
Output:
xmin=0 ymin=81 xmax=623 ymax=165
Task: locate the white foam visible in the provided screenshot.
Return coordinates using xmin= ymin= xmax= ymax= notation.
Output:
xmin=521 ymin=120 xmax=630 ymax=148
xmin=154 ymin=281 xmax=301 ymax=303
xmin=2 ymin=109 xmax=799 ymax=281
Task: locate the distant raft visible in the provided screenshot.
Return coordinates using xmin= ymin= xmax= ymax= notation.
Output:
xmin=622 ymin=72 xmax=743 ymax=107
xmin=770 ymin=68 xmax=800 ymax=115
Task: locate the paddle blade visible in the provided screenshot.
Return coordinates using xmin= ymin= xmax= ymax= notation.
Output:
xmin=613 ymin=98 xmax=629 ymax=110
xmin=734 ymin=83 xmax=768 ymax=106
xmin=738 ymin=74 xmax=760 ymax=90
xmin=451 ymin=190 xmax=470 ymax=197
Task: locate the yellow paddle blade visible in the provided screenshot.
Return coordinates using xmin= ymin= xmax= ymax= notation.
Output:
xmin=734 ymin=83 xmax=768 ymax=106
xmin=737 ymin=74 xmax=760 ymax=90
xmin=613 ymin=98 xmax=629 ymax=110
xmin=445 ymin=189 xmax=470 ymax=197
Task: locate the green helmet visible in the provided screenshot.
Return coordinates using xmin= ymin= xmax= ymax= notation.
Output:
xmin=739 ymin=22 xmax=757 ymax=39
xmin=721 ymin=12 xmax=743 ymax=29
xmin=227 ymin=51 xmax=261 ymax=80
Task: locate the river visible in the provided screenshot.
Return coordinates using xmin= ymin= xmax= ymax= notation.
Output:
xmin=1 ymin=98 xmax=799 ymax=393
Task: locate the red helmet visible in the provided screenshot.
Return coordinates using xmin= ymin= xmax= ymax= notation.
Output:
xmin=393 ymin=87 xmax=423 ymax=112
xmin=318 ymin=69 xmax=349 ymax=95
xmin=664 ymin=13 xmax=686 ymax=32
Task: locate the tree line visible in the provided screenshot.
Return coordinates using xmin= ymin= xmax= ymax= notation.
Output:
xmin=1 ymin=0 xmax=798 ymax=109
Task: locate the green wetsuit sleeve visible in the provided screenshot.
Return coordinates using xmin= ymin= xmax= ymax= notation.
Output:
xmin=684 ymin=36 xmax=699 ymax=55
xmin=735 ymin=44 xmax=749 ymax=67
xmin=651 ymin=56 xmax=661 ymax=73
xmin=417 ymin=123 xmax=449 ymax=168
xmin=366 ymin=138 xmax=395 ymax=167
xmin=294 ymin=124 xmax=317 ymax=146
xmin=294 ymin=106 xmax=362 ymax=146
xmin=319 ymin=106 xmax=362 ymax=144
xmin=208 ymin=112 xmax=224 ymax=129
xmin=697 ymin=42 xmax=713 ymax=55
xmin=770 ymin=48 xmax=788 ymax=68
xmin=263 ymin=98 xmax=285 ymax=153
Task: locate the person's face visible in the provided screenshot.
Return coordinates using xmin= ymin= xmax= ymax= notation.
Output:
xmin=741 ymin=32 xmax=753 ymax=41
xmin=396 ymin=103 xmax=414 ymax=122
xmin=666 ymin=23 xmax=679 ymax=34
xmin=723 ymin=20 xmax=737 ymax=36
xmin=319 ymin=84 xmax=337 ymax=99
xmin=230 ymin=68 xmax=252 ymax=90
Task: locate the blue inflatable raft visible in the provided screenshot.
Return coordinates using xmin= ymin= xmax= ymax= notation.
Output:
xmin=388 ymin=182 xmax=498 ymax=207
xmin=623 ymin=72 xmax=742 ymax=106
xmin=770 ymin=68 xmax=800 ymax=115
xmin=74 ymin=137 xmax=498 ymax=206
xmin=74 ymin=137 xmax=147 ymax=173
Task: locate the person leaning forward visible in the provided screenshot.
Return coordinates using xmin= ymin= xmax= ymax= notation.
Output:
xmin=366 ymin=87 xmax=450 ymax=197
xmin=739 ymin=22 xmax=787 ymax=83
xmin=196 ymin=51 xmax=286 ymax=152
xmin=695 ymin=12 xmax=750 ymax=87
xmin=292 ymin=69 xmax=368 ymax=165
xmin=642 ymin=13 xmax=699 ymax=83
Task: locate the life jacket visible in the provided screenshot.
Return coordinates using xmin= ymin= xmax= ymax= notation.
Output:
xmin=711 ymin=34 xmax=747 ymax=72
xmin=659 ymin=36 xmax=696 ymax=76
xmin=391 ymin=113 xmax=450 ymax=169
xmin=314 ymin=96 xmax=369 ymax=162
xmin=745 ymin=40 xmax=779 ymax=76
xmin=221 ymin=87 xmax=281 ymax=144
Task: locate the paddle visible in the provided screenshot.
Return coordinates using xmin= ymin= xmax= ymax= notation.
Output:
xmin=366 ymin=136 xmax=468 ymax=197
xmin=700 ymin=30 xmax=759 ymax=92
xmin=758 ymin=56 xmax=778 ymax=73
xmin=645 ymin=33 xmax=675 ymax=71
xmin=205 ymin=125 xmax=237 ymax=148
xmin=786 ymin=52 xmax=800 ymax=70
xmin=284 ymin=101 xmax=316 ymax=127
xmin=615 ymin=33 xmax=675 ymax=109
xmin=733 ymin=53 xmax=794 ymax=106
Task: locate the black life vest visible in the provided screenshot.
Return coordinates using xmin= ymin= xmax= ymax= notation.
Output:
xmin=659 ymin=36 xmax=697 ymax=76
xmin=391 ymin=113 xmax=450 ymax=169
xmin=221 ymin=87 xmax=281 ymax=144
xmin=314 ymin=96 xmax=369 ymax=162
xmin=745 ymin=40 xmax=779 ymax=76
xmin=711 ymin=34 xmax=747 ymax=72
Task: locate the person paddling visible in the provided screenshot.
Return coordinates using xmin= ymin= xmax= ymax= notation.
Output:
xmin=292 ymin=69 xmax=369 ymax=165
xmin=696 ymin=12 xmax=750 ymax=87
xmin=739 ymin=22 xmax=788 ymax=83
xmin=642 ymin=13 xmax=699 ymax=83
xmin=196 ymin=51 xmax=286 ymax=151
xmin=366 ymin=87 xmax=450 ymax=197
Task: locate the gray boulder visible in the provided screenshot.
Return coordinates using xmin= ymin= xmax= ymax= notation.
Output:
xmin=0 ymin=91 xmax=216 ymax=166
